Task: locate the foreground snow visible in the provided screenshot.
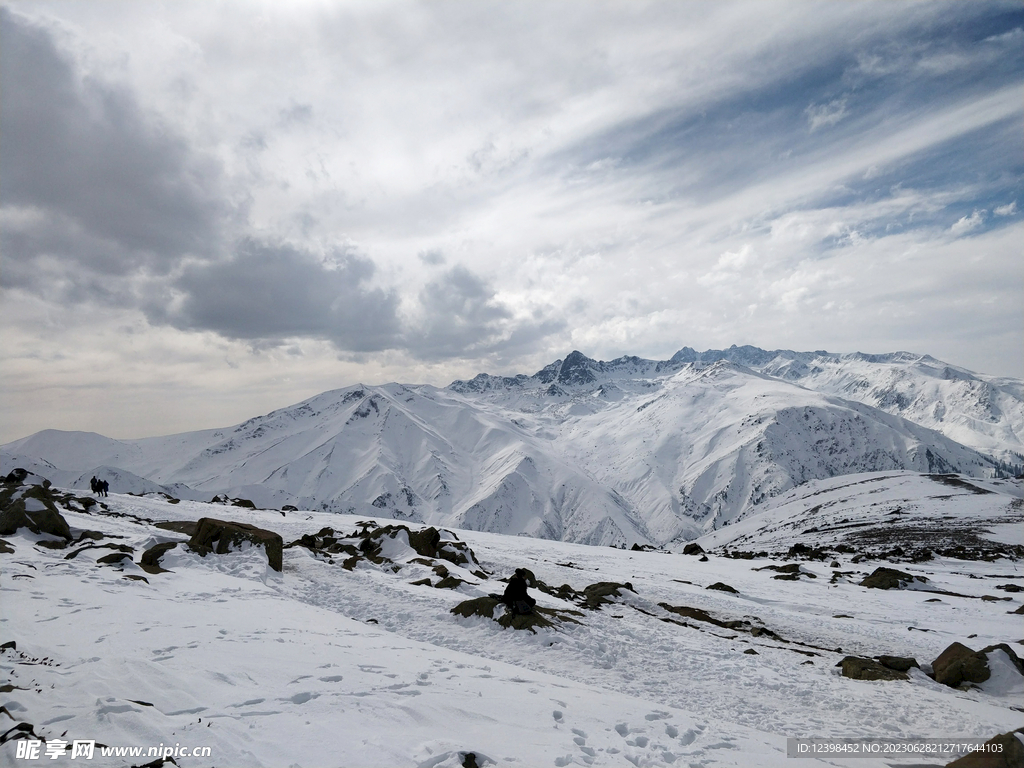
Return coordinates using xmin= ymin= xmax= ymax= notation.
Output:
xmin=2 ymin=482 xmax=1022 ymax=767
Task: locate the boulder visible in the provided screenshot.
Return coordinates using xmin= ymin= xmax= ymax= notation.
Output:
xmin=859 ymin=567 xmax=926 ymax=590
xmin=682 ymin=543 xmax=705 ymax=556
xmin=580 ymin=581 xmax=635 ymax=610
xmin=876 ymin=655 xmax=919 ymax=673
xmin=946 ymin=728 xmax=1024 ymax=767
xmin=931 ymin=642 xmax=991 ymax=688
xmin=96 ymin=552 xmax=133 ymax=566
xmin=838 ymin=656 xmax=908 ymax=681
xmin=706 ymin=582 xmax=738 ymax=594
xmin=140 ymin=542 xmax=180 ymax=574
xmin=0 ymin=481 xmax=72 ymax=541
xmin=188 ymin=518 xmax=283 ymax=572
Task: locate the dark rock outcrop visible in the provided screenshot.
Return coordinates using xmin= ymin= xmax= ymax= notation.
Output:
xmin=140 ymin=542 xmax=180 ymax=574
xmin=875 ymin=655 xmax=919 ymax=673
xmin=96 ymin=551 xmax=133 ymax=566
xmin=931 ymin=642 xmax=991 ymax=688
xmin=706 ymin=582 xmax=739 ymax=593
xmin=859 ymin=567 xmax=927 ymax=590
xmin=450 ymin=596 xmax=583 ymax=633
xmin=838 ymin=656 xmax=908 ymax=681
xmin=580 ymin=582 xmax=635 ymax=610
xmin=188 ymin=518 xmax=283 ymax=572
xmin=0 ymin=477 xmax=72 ymax=541
xmin=156 ymin=520 xmax=198 ymax=536
xmin=682 ymin=543 xmax=705 ymax=556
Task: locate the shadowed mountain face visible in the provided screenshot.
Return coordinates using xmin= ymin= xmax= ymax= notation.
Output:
xmin=2 ymin=347 xmax=1020 ymax=547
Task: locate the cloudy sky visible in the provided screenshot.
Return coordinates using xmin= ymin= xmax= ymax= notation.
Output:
xmin=1 ymin=1 xmax=1022 ymax=443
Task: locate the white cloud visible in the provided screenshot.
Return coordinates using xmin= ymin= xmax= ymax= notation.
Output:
xmin=949 ymin=210 xmax=985 ymax=236
xmin=805 ymin=98 xmax=849 ymax=132
xmin=994 ymin=201 xmax=1017 ymax=216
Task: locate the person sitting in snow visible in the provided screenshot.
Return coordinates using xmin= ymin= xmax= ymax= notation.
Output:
xmin=502 ymin=568 xmax=537 ymax=616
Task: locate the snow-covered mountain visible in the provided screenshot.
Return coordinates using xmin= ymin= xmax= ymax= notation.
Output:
xmin=2 ymin=347 xmax=1019 ymax=547
xmin=670 ymin=346 xmax=1024 ymax=466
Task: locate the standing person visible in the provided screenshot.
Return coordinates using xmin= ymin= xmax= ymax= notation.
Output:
xmin=90 ymin=476 xmax=98 ymax=494
xmin=502 ymin=568 xmax=536 ymax=616
xmin=100 ymin=479 xmax=109 ymax=497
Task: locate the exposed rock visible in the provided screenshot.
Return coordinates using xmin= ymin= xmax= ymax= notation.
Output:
xmin=757 ymin=562 xmax=817 ymax=580
xmin=579 ymin=582 xmax=635 ymax=610
xmin=995 ymin=583 xmax=1023 ymax=593
xmin=706 ymin=582 xmax=739 ymax=594
xmin=188 ymin=518 xmax=283 ymax=572
xmin=682 ymin=543 xmax=705 ymax=556
xmin=787 ymin=543 xmax=829 ymax=560
xmin=0 ymin=480 xmax=72 ymax=541
xmin=281 ymin=505 xmax=298 ymax=512
xmin=450 ymin=596 xmax=583 ymax=633
xmin=140 ymin=542 xmax=180 ymax=574
xmin=96 ymin=551 xmax=133 ymax=566
xmin=838 ymin=656 xmax=908 ymax=681
xmin=156 ymin=521 xmax=198 ymax=537
xmin=946 ymin=727 xmax=1024 ymax=767
xmin=876 ymin=655 xmax=919 ymax=673
xmin=659 ymin=603 xmax=754 ymax=632
xmin=435 ymin=575 xmax=466 ymax=590
xmin=859 ymin=567 xmax=927 ymax=590
xmin=0 ymin=539 xmax=13 ymax=554
xmin=743 ymin=648 xmax=758 ymax=655
xmin=931 ymin=642 xmax=991 ymax=688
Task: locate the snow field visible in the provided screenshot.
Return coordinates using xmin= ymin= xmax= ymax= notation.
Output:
xmin=2 ymin=489 xmax=1022 ymax=767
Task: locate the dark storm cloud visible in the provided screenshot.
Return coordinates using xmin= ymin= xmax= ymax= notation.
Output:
xmin=0 ymin=7 xmax=223 ymax=272
xmin=408 ymin=265 xmax=564 ymax=360
xmin=155 ymin=239 xmax=402 ymax=351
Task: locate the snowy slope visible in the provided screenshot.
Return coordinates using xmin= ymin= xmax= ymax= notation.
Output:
xmin=2 ymin=349 xmax=1016 ymax=547
xmin=670 ymin=346 xmax=1024 ymax=466
xmin=2 ymin=478 xmax=1021 ymax=768
xmin=697 ymin=470 xmax=1024 ymax=558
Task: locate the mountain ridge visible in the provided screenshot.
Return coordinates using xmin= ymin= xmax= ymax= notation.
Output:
xmin=3 ymin=346 xmax=1021 ymax=547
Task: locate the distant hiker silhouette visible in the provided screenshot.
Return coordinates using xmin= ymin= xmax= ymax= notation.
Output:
xmin=100 ymin=480 xmax=109 ymax=497
xmin=502 ymin=568 xmax=536 ymax=616
xmin=90 ymin=476 xmax=99 ymax=494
